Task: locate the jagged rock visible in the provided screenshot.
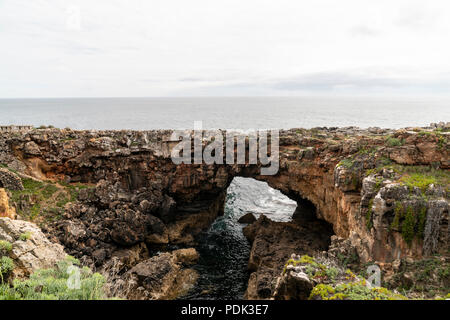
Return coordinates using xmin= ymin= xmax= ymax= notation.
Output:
xmin=0 ymin=217 xmax=66 ymax=278
xmin=111 ymin=249 xmax=199 ymax=300
xmin=0 ymin=168 xmax=23 ymax=191
xmin=23 ymin=141 xmax=41 ymax=156
xmin=273 ymin=268 xmax=313 ymax=300
xmin=423 ymin=199 xmax=449 ymax=255
xmin=243 ymin=215 xmax=333 ymax=299
xmin=0 ymin=125 xmax=447 ymax=300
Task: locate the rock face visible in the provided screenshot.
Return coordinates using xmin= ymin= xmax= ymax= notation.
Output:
xmin=102 ymin=247 xmax=199 ymax=300
xmin=0 ymin=217 xmax=67 ymax=278
xmin=0 ymin=188 xmax=16 ymax=219
xmin=0 ymin=168 xmax=23 ymax=191
xmin=238 ymin=212 xmax=257 ymax=224
xmin=0 ymin=125 xmax=448 ymax=299
xmin=242 ymin=214 xmax=333 ymax=299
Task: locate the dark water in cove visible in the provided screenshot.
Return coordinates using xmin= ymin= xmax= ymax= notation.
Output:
xmin=182 ymin=177 xmax=296 ymax=300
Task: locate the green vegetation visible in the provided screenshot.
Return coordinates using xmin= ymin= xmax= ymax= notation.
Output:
xmin=417 ymin=207 xmax=427 ymax=239
xmin=0 ymin=256 xmax=14 ymax=282
xmin=389 ymin=202 xmax=428 ymax=245
xmin=385 ymin=136 xmax=404 ymax=147
xmin=365 ymin=163 xmax=449 ymax=194
xmin=19 ymin=232 xmax=31 ymax=241
xmin=337 ymin=158 xmax=354 ymax=169
xmin=9 ymin=177 xmax=92 ymax=222
xmin=401 ymin=206 xmax=416 ymax=245
xmin=390 ymin=201 xmax=402 ymax=230
xmin=390 ymin=256 xmax=449 ymax=298
xmin=366 ymin=199 xmax=374 ymax=230
xmin=0 ymin=257 xmax=108 ymax=300
xmin=58 ymin=181 xmax=91 ymax=202
xmin=336 ymin=251 xmax=359 ymax=269
xmin=399 ymin=174 xmax=437 ymax=192
xmin=417 ymin=130 xmax=448 ymax=150
xmin=310 ymin=280 xmax=407 ymax=300
xmin=0 ymin=241 xmax=12 ymax=253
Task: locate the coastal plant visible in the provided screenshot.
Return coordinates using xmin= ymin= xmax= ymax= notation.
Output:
xmin=338 ymin=158 xmax=354 ymax=169
xmin=19 ymin=232 xmax=31 ymax=241
xmin=0 ymin=256 xmax=14 ymax=282
xmin=309 ymin=280 xmax=407 ymax=300
xmin=0 ymin=240 xmax=12 ymax=253
xmin=417 ymin=207 xmax=427 ymax=239
xmin=366 ymin=199 xmax=374 ymax=230
xmin=399 ymin=174 xmax=437 ymax=192
xmin=385 ymin=136 xmax=404 ymax=147
xmin=390 ymin=202 xmax=403 ymax=230
xmin=0 ymin=256 xmax=107 ymax=300
xmin=401 ymin=206 xmax=416 ymax=246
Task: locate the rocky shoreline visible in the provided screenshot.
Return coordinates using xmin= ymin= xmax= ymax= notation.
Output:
xmin=0 ymin=123 xmax=448 ymax=299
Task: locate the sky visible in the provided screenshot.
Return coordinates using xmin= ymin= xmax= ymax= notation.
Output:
xmin=1 ymin=0 xmax=450 ymax=98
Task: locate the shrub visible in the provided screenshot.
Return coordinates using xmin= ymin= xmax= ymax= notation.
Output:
xmin=338 ymin=158 xmax=354 ymax=169
xmin=366 ymin=199 xmax=374 ymax=230
xmin=385 ymin=136 xmax=404 ymax=147
xmin=390 ymin=201 xmax=403 ymax=230
xmin=0 ymin=256 xmax=14 ymax=282
xmin=19 ymin=232 xmax=31 ymax=241
xmin=310 ymin=280 xmax=407 ymax=300
xmin=417 ymin=207 xmax=427 ymax=239
xmin=402 ymin=206 xmax=416 ymax=246
xmin=0 ymin=240 xmax=12 ymax=252
xmin=0 ymin=257 xmax=107 ymax=300
xmin=400 ymin=174 xmax=437 ymax=192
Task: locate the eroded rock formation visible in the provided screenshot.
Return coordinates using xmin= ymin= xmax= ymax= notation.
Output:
xmin=0 ymin=217 xmax=66 ymax=278
xmin=0 ymin=125 xmax=448 ymax=299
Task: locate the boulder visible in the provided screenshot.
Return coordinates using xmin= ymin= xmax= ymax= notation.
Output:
xmin=0 ymin=168 xmax=23 ymax=191
xmin=23 ymin=141 xmax=41 ymax=156
xmin=0 ymin=217 xmax=66 ymax=278
xmin=238 ymin=213 xmax=257 ymax=224
xmin=120 ymin=248 xmax=199 ymax=300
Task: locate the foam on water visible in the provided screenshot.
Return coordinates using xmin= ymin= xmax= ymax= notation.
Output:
xmin=182 ymin=177 xmax=296 ymax=299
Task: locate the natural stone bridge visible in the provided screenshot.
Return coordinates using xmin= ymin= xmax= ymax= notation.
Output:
xmin=0 ymin=126 xmax=448 ymax=298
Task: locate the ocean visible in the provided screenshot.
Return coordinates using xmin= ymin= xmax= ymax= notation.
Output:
xmin=0 ymin=96 xmax=449 ymax=130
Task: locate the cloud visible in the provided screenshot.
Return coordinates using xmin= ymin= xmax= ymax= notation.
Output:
xmin=1 ymin=0 xmax=450 ymax=97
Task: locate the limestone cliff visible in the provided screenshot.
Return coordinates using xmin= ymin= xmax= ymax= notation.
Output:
xmin=0 ymin=124 xmax=448 ymax=299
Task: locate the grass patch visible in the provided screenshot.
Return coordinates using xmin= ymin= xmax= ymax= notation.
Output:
xmin=19 ymin=232 xmax=31 ymax=241
xmin=9 ymin=178 xmax=91 ymax=222
xmin=0 ymin=241 xmax=12 ymax=253
xmin=0 ymin=256 xmax=14 ymax=282
xmin=310 ymin=280 xmax=407 ymax=300
xmin=385 ymin=136 xmax=404 ymax=147
xmin=0 ymin=257 xmax=108 ymax=300
xmin=399 ymin=174 xmax=437 ymax=192
xmin=338 ymin=158 xmax=354 ymax=169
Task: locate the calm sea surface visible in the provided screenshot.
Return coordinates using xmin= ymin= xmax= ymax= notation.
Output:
xmin=0 ymin=97 xmax=449 ymax=130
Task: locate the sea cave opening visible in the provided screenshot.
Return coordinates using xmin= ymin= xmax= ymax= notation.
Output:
xmin=181 ymin=176 xmax=334 ymax=300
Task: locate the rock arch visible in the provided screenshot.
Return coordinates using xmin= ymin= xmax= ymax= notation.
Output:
xmin=1 ymin=127 xmax=448 ymax=266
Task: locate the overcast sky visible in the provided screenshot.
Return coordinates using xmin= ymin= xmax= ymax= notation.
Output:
xmin=1 ymin=0 xmax=450 ymax=98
